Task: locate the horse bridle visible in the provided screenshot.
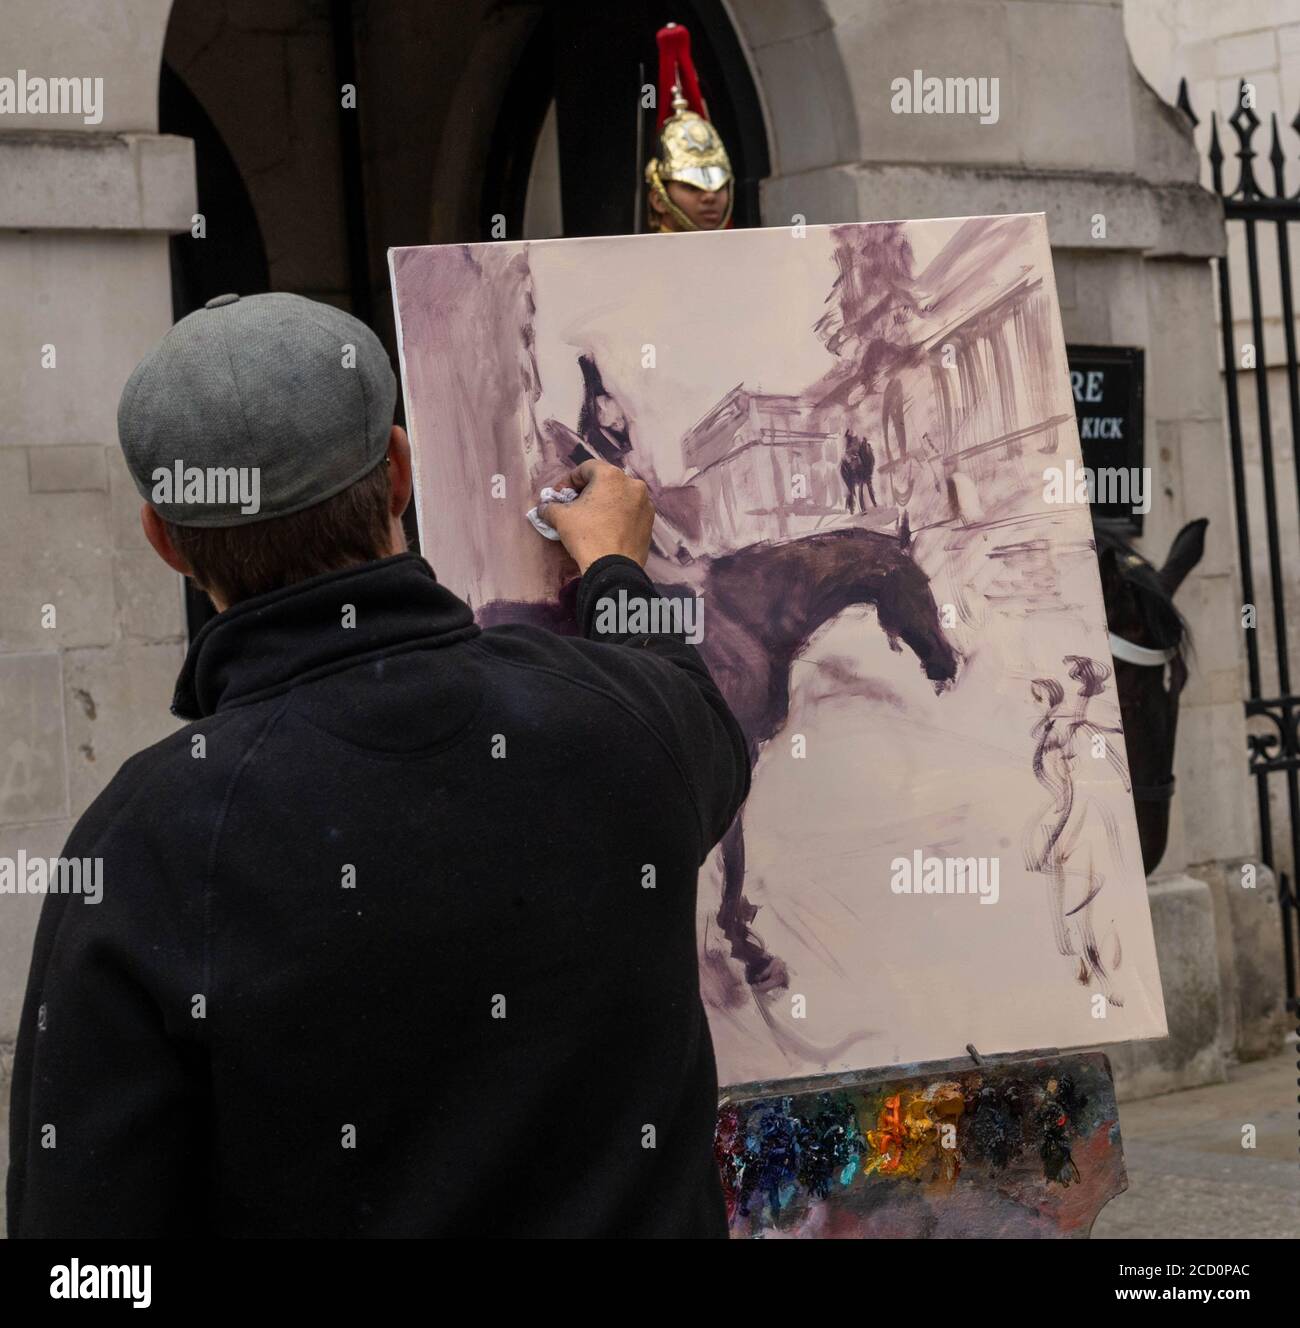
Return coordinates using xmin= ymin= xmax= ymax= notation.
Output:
xmin=1108 ymin=633 xmax=1176 ymax=670
xmin=1108 ymin=632 xmax=1179 ymax=804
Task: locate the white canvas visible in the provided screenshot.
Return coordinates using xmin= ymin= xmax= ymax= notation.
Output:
xmin=389 ymin=213 xmax=1167 ymax=1087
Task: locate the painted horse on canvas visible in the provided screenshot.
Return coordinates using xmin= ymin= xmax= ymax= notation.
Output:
xmin=479 ymin=523 xmax=960 ymax=991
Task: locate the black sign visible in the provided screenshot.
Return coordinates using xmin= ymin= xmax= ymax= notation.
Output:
xmin=1066 ymin=344 xmax=1145 ymax=534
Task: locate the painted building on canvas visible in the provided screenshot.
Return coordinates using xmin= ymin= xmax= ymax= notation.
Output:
xmin=680 ymin=386 xmax=846 ymax=549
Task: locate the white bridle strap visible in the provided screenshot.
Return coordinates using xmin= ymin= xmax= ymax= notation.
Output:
xmin=1109 ymin=632 xmax=1176 ymax=668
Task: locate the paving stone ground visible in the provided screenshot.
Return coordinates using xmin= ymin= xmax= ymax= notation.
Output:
xmin=1092 ymin=1046 xmax=1300 ymax=1239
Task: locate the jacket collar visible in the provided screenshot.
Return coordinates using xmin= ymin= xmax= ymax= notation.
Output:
xmin=172 ymin=553 xmax=480 ymax=720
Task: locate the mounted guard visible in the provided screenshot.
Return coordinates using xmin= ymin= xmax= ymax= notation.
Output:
xmin=644 ymin=22 xmax=734 ymax=233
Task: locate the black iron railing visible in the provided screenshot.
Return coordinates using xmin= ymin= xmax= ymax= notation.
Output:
xmin=1180 ymin=77 xmax=1300 ymax=1014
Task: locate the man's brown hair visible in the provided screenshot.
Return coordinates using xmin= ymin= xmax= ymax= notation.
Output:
xmin=164 ymin=459 xmax=395 ymax=606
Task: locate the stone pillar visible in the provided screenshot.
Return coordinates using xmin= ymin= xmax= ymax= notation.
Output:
xmin=0 ymin=0 xmax=192 ymax=1231
xmin=727 ymin=0 xmax=1275 ymax=1094
xmin=1123 ymin=0 xmax=1297 ymax=1067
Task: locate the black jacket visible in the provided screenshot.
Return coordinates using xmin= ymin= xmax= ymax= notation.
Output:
xmin=7 ymin=552 xmax=750 ymax=1237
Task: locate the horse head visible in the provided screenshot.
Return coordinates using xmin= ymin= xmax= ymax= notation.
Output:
xmin=1096 ymin=517 xmax=1206 ymax=875
xmin=812 ymin=525 xmax=959 ymax=692
xmin=706 ymin=525 xmax=960 ymax=705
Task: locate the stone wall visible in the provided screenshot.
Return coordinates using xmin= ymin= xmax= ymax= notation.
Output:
xmin=0 ymin=0 xmax=194 ymax=1234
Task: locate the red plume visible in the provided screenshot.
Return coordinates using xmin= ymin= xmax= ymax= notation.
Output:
xmin=656 ymin=23 xmax=707 ymax=129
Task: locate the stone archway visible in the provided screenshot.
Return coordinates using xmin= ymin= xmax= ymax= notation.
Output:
xmin=721 ymin=0 xmax=860 ymax=217
xmin=439 ymin=1 xmax=780 ymax=242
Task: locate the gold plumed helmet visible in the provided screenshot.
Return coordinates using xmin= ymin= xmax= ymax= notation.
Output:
xmin=645 ymin=23 xmax=734 ymax=232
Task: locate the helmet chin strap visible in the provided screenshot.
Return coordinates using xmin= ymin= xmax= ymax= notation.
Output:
xmin=1108 ymin=632 xmax=1176 ymax=667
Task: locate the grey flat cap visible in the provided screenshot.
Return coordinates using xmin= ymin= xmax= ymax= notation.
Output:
xmin=118 ymin=292 xmax=396 ymax=527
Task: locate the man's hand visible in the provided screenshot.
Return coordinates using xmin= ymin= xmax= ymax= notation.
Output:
xmin=537 ymin=459 xmax=655 ymax=574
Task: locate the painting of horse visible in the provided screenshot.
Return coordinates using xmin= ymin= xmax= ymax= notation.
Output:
xmin=483 ymin=525 xmax=960 ymax=993
xmin=390 ymin=213 xmax=1169 ymax=1086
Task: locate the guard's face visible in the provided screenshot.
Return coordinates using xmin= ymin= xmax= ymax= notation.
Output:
xmin=662 ymin=179 xmax=730 ymax=231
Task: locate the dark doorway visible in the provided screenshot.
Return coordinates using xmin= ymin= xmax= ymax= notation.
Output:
xmin=483 ymin=0 xmax=770 ymax=240
xmin=160 ymin=61 xmax=271 ymax=322
xmin=159 ymin=60 xmax=272 ymax=641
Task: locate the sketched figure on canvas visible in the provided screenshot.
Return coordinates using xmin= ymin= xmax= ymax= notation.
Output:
xmin=571 ymin=354 xmax=635 ymax=468
xmin=546 ymin=353 xmax=674 ymax=499
xmin=1023 ymin=655 xmax=1130 ymax=1004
